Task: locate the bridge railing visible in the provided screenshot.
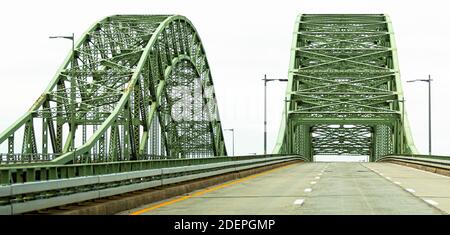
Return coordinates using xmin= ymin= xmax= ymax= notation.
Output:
xmin=377 ymin=154 xmax=450 ymax=162
xmin=0 ymin=153 xmax=61 ymax=165
xmin=0 ymin=153 xmax=205 ymax=165
xmin=0 ymin=154 xmax=305 ymax=214
xmin=376 ymin=155 xmax=450 ymax=174
xmin=0 ymin=154 xmax=304 ymax=185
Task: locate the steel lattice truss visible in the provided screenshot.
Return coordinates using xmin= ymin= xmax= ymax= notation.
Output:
xmin=0 ymin=15 xmax=227 ymax=165
xmin=274 ymin=14 xmax=417 ymax=161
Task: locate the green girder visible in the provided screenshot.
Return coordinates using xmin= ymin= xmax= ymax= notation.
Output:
xmin=0 ymin=15 xmax=227 ymax=165
xmin=274 ymin=14 xmax=418 ymax=161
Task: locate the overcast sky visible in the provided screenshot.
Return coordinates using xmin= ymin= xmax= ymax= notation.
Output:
xmin=0 ymin=0 xmax=449 ymax=156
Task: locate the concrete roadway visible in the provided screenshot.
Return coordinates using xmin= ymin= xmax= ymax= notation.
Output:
xmin=120 ymin=162 xmax=449 ymax=215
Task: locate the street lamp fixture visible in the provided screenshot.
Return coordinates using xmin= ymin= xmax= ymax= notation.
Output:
xmin=49 ymin=34 xmax=75 ymax=55
xmin=263 ymin=74 xmax=288 ymax=155
xmin=407 ymin=75 xmax=432 ymax=155
xmin=49 ymin=33 xmax=76 ymax=151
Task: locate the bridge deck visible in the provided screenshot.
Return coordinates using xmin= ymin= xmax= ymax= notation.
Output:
xmin=121 ymin=163 xmax=448 ymax=215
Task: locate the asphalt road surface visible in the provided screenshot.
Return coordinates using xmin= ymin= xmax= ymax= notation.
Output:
xmin=121 ymin=162 xmax=448 ymax=215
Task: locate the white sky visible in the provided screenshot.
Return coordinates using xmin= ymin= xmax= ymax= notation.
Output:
xmin=0 ymin=0 xmax=449 ymax=156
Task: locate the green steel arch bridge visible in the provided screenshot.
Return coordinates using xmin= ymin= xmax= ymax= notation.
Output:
xmin=0 ymin=14 xmax=449 ymax=215
xmin=273 ymin=14 xmax=417 ymax=161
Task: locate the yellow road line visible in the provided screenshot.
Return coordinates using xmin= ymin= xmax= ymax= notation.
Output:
xmin=129 ymin=163 xmax=295 ymax=215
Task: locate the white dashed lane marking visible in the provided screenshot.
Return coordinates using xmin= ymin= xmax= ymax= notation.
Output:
xmin=424 ymin=199 xmax=438 ymax=206
xmin=406 ymin=188 xmax=415 ymax=193
xmin=310 ymin=181 xmax=317 ymax=185
xmin=294 ymin=199 xmax=305 ymax=205
xmin=304 ymin=188 xmax=312 ymax=193
xmin=368 ymin=166 xmax=443 ymax=211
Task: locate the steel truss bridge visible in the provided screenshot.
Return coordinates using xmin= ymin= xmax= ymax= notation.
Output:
xmin=273 ymin=14 xmax=417 ymax=161
xmin=0 ymin=14 xmax=449 ymax=215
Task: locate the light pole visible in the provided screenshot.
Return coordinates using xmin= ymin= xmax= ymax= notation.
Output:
xmin=263 ymin=74 xmax=288 ymax=155
xmin=407 ymin=75 xmax=432 ymax=155
xmin=224 ymin=128 xmax=234 ymax=156
xmin=50 ymin=33 xmax=76 ymax=151
xmin=284 ymin=98 xmax=292 ymax=154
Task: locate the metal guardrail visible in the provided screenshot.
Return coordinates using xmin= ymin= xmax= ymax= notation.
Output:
xmin=377 ymin=155 xmax=450 ymax=170
xmin=0 ymin=155 xmax=304 ymax=214
xmin=0 ymin=154 xmax=291 ymax=185
xmin=380 ymin=154 xmax=450 ymax=161
xmin=0 ymin=153 xmax=183 ymax=165
xmin=0 ymin=153 xmax=60 ymax=165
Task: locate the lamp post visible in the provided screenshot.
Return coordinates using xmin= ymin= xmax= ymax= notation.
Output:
xmin=284 ymin=98 xmax=292 ymax=154
xmin=263 ymin=74 xmax=288 ymax=155
xmin=407 ymin=75 xmax=432 ymax=155
xmin=49 ymin=33 xmax=76 ymax=150
xmin=224 ymin=128 xmax=234 ymax=156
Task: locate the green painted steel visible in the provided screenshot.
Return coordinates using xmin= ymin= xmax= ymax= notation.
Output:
xmin=0 ymin=15 xmax=227 ymax=165
xmin=0 ymin=154 xmax=301 ymax=185
xmin=274 ymin=14 xmax=418 ymax=161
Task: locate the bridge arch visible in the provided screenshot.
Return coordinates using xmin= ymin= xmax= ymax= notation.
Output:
xmin=274 ymin=14 xmax=418 ymax=161
xmin=0 ymin=15 xmax=227 ymax=165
